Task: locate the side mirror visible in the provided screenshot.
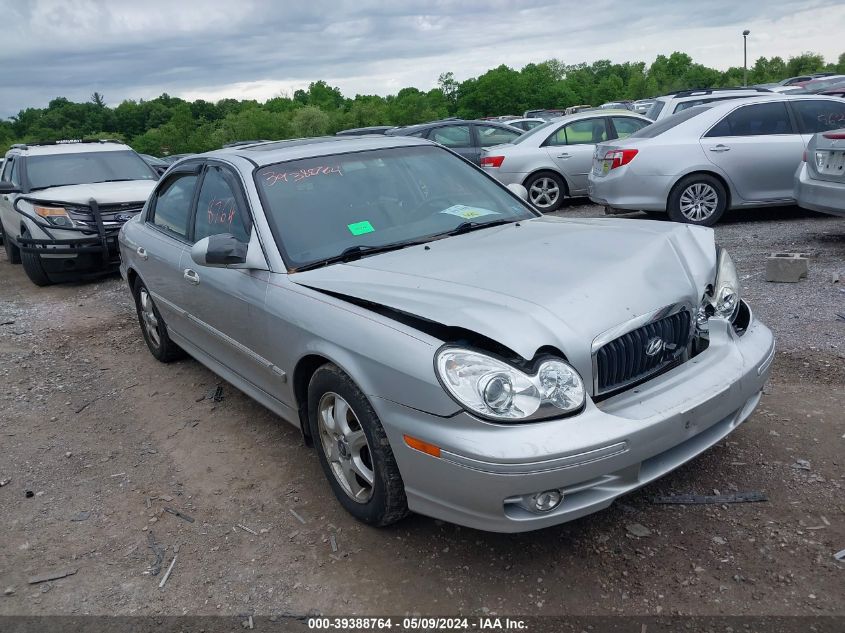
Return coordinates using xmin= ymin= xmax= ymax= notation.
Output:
xmin=0 ymin=181 xmax=20 ymax=194
xmin=191 ymin=234 xmax=247 ymax=267
xmin=507 ymin=183 xmax=528 ymax=201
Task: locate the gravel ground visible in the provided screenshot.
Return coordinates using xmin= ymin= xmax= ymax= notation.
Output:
xmin=0 ymin=202 xmax=843 ymax=619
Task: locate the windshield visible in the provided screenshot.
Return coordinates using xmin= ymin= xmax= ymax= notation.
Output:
xmin=26 ymin=150 xmax=156 ymax=190
xmin=255 ymin=145 xmax=536 ymax=269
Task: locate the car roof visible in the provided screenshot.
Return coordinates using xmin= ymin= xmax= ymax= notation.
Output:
xmin=6 ymin=140 xmax=133 ymax=157
xmin=210 ymin=135 xmax=432 ymax=167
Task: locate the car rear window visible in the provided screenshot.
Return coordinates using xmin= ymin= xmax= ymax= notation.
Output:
xmin=628 ymin=106 xmax=710 ymax=138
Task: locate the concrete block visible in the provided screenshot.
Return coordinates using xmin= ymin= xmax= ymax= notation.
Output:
xmin=765 ymin=253 xmax=808 ymax=283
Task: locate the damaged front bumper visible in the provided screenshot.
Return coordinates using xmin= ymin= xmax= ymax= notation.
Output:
xmin=375 ymin=314 xmax=775 ymax=532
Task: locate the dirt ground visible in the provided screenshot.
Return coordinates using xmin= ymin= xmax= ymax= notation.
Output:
xmin=0 ymin=203 xmax=843 ymax=619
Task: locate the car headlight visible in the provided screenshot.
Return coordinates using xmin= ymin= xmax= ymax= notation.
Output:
xmin=34 ymin=205 xmax=74 ymax=228
xmin=435 ymin=348 xmax=585 ymax=421
xmin=697 ymin=246 xmax=740 ymax=329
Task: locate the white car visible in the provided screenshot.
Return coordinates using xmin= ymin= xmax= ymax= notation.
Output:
xmin=0 ymin=140 xmax=158 ymax=286
xmin=646 ymin=88 xmax=776 ymax=122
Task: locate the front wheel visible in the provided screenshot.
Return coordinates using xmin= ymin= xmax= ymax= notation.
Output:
xmin=308 ymin=364 xmax=409 ymax=526
xmin=667 ymin=175 xmax=727 ymax=226
xmin=3 ymin=228 xmax=21 ymax=264
xmin=20 ymin=229 xmax=52 ymax=286
xmin=525 ymin=171 xmax=567 ymax=212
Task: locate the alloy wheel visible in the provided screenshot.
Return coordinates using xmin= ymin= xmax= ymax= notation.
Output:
xmin=679 ymin=183 xmax=719 ymax=222
xmin=528 ymin=177 xmax=560 ymax=209
xmin=138 ymin=288 xmax=162 ymax=348
xmin=317 ymin=392 xmax=375 ymax=503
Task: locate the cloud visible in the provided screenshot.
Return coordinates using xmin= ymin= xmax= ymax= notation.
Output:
xmin=0 ymin=0 xmax=841 ymax=116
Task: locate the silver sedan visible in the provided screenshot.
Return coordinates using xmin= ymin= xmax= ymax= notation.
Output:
xmin=480 ymin=110 xmax=651 ymax=211
xmin=795 ymin=128 xmax=845 ymax=217
xmin=119 ymin=136 xmax=774 ymax=532
xmin=589 ymin=95 xmax=845 ymax=226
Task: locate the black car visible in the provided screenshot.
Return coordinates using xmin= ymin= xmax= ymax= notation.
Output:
xmin=385 ymin=119 xmax=522 ymax=164
xmin=139 ymin=153 xmax=169 ymax=176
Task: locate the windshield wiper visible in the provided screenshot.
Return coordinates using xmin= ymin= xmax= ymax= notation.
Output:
xmin=92 ymin=179 xmax=137 ymax=183
xmin=444 ymin=218 xmax=515 ymax=237
xmin=294 ymin=240 xmax=429 ymax=272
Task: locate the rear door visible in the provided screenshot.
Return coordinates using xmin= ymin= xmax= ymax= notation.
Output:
xmin=176 ymin=162 xmax=276 ymax=395
xmin=428 ymin=124 xmax=476 ymax=163
xmin=700 ymin=101 xmax=803 ymax=202
xmin=139 ymin=165 xmax=202 ymax=333
xmin=789 ymin=98 xmax=845 ymax=144
xmin=609 ymin=116 xmax=651 ymax=140
xmin=544 ymin=116 xmax=609 ymax=194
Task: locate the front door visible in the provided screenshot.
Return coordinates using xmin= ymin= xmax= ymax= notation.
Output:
xmin=176 ymin=163 xmax=277 ymax=397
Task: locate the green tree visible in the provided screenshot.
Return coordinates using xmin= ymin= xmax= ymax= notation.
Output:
xmin=290 ymin=105 xmax=330 ymax=137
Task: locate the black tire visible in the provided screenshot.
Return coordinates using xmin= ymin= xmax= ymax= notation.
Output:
xmin=307 ymin=363 xmax=409 ymax=527
xmin=19 ymin=229 xmax=52 ymax=286
xmin=667 ymin=174 xmax=728 ymax=227
xmin=524 ymin=171 xmax=567 ymax=213
xmin=3 ymin=227 xmax=21 ymax=264
xmin=132 ymin=276 xmax=184 ymax=362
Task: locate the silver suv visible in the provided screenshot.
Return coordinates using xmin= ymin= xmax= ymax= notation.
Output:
xmin=646 ymin=87 xmax=775 ymax=122
xmin=0 ymin=140 xmax=158 ymax=285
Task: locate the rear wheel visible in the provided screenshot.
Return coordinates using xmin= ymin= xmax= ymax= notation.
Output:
xmin=307 ymin=363 xmax=409 ymax=526
xmin=667 ymin=174 xmax=727 ymax=226
xmin=525 ymin=171 xmax=567 ymax=212
xmin=133 ymin=276 xmax=184 ymax=362
xmin=20 ymin=229 xmax=52 ymax=286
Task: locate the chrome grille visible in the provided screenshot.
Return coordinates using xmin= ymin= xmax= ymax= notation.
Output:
xmin=594 ymin=309 xmax=692 ymax=396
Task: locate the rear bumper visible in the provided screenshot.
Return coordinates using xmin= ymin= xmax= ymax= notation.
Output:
xmin=374 ymin=316 xmax=774 ymax=532
xmin=588 ymin=171 xmax=674 ymax=211
xmin=794 ymin=164 xmax=845 ymax=217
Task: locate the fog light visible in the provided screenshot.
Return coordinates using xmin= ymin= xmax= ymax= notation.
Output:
xmin=532 ymin=489 xmax=563 ymax=512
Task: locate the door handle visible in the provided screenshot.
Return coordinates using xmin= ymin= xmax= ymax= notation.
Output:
xmin=556 ymin=153 xmax=571 ymax=159
xmin=708 ymin=144 xmax=731 ymax=153
xmin=136 ymin=246 xmax=148 ymax=261
xmin=183 ymin=269 xmax=200 ymax=285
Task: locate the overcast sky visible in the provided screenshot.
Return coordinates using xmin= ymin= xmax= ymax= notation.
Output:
xmin=0 ymin=0 xmax=842 ymax=117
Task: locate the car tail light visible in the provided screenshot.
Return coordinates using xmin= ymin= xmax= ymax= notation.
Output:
xmin=480 ymin=155 xmax=504 ymax=168
xmin=822 ymin=132 xmax=845 ymax=140
xmin=603 ymin=149 xmax=638 ymax=170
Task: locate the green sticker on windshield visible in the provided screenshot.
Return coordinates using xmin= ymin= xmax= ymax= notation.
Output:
xmin=347 ymin=220 xmax=374 ymax=236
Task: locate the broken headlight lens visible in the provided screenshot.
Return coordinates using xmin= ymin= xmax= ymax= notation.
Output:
xmin=435 ymin=348 xmax=585 ymax=421
xmin=698 ymin=246 xmax=741 ymax=330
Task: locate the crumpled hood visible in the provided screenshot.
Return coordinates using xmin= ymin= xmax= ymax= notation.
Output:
xmin=25 ymin=180 xmax=156 ymax=206
xmin=291 ymin=215 xmax=716 ymax=383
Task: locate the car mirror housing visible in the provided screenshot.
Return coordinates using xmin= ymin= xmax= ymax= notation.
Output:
xmin=506 ymin=183 xmax=528 ymax=201
xmin=0 ymin=181 xmax=21 ymax=194
xmin=191 ymin=234 xmax=248 ymax=268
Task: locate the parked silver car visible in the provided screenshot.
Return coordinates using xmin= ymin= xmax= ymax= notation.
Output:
xmin=645 ymin=88 xmax=775 ymax=122
xmin=480 ymin=110 xmax=651 ymax=211
xmin=795 ymin=128 xmax=845 ymax=217
xmin=119 ymin=136 xmax=774 ymax=532
xmin=589 ymin=96 xmax=845 ymax=226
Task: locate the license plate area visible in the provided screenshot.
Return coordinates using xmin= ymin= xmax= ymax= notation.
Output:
xmin=817 ymin=149 xmax=845 ymax=176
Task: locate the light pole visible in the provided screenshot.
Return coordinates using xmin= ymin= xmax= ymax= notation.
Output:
xmin=742 ymin=29 xmax=750 ymax=86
